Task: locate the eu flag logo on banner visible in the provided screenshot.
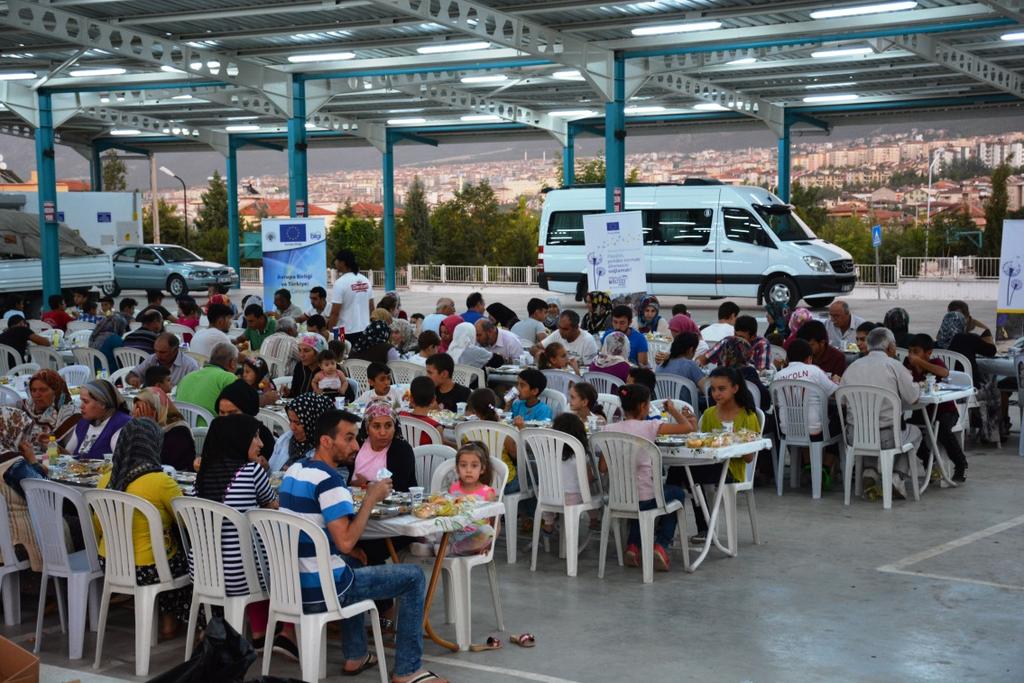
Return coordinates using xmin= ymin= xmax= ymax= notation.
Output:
xmin=607 ymin=221 xmax=620 ymax=232
xmin=280 ymin=223 xmax=307 ymax=243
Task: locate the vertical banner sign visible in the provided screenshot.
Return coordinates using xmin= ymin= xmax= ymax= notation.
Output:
xmin=583 ymin=211 xmax=646 ymax=295
xmin=262 ymin=218 xmax=327 ymax=307
xmin=996 ymin=219 xmax=1024 ymax=341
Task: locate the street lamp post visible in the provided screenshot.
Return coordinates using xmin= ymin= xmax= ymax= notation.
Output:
xmin=925 ymin=149 xmax=944 ymax=260
xmin=159 ymin=165 xmax=188 ymax=249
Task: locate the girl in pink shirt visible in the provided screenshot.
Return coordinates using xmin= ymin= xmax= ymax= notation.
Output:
xmin=413 ymin=443 xmax=497 ymax=557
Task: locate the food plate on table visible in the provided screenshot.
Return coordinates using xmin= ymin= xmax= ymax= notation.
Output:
xmin=494 ymin=365 xmax=524 ymax=374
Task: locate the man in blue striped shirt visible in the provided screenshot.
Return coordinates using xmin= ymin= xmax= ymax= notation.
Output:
xmin=279 ymin=409 xmax=446 ymax=682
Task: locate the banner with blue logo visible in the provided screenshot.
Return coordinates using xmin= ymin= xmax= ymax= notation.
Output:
xmin=582 ymin=211 xmax=646 ymax=295
xmin=261 ymin=218 xmax=327 ymax=307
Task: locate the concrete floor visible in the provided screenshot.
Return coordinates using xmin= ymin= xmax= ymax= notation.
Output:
xmin=4 ymin=441 xmax=1023 ymax=683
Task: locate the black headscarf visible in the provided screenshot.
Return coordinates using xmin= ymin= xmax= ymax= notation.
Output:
xmin=287 ymin=392 xmax=334 ymax=465
xmin=486 ymin=303 xmax=519 ymax=329
xmin=217 ymin=379 xmax=260 ymax=416
xmin=195 ymin=414 xmax=261 ymax=502
xmin=108 ymin=418 xmax=165 ymax=491
xmin=350 ymin=320 xmax=390 ymax=355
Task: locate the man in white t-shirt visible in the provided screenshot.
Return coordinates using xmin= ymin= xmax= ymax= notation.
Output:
xmin=327 ymin=249 xmax=375 ymax=340
xmin=538 ymin=310 xmax=598 ymax=364
xmin=700 ymin=301 xmax=740 ymax=345
xmin=773 ymin=338 xmax=838 ymax=436
xmin=296 ymin=286 xmax=328 ymax=324
xmin=188 ymin=302 xmax=234 ymax=359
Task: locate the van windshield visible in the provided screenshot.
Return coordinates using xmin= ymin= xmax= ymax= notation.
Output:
xmin=753 ymin=204 xmax=816 ymax=241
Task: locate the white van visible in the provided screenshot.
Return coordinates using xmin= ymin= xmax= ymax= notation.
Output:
xmin=537 ymin=181 xmax=856 ymax=308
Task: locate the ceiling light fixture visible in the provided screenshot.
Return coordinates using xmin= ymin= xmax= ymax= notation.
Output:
xmin=625 ymin=105 xmax=666 ymax=115
xmin=69 ymin=67 xmax=126 ymax=77
xmin=632 ymin=20 xmax=722 ymax=36
xmin=0 ymin=72 xmax=36 ymax=81
xmin=551 ymin=70 xmax=586 ymax=81
xmin=805 ymin=81 xmax=858 ymax=89
xmin=693 ymin=102 xmax=729 ymax=111
xmin=225 ymin=124 xmax=261 ymax=132
xmin=802 ymin=93 xmax=860 ymax=103
xmin=811 ymin=46 xmax=874 ymax=58
xmin=387 ymin=117 xmax=427 ymax=125
xmin=548 ymin=109 xmax=597 ymax=118
xmin=1001 ymin=31 xmax=1024 ymax=41
xmin=160 ymin=65 xmax=186 ymax=74
xmin=417 ymin=41 xmax=491 ymax=54
xmin=171 ymin=94 xmax=192 ymax=100
xmin=109 ymin=128 xmax=141 ymax=136
xmin=726 ymin=57 xmax=757 ymax=66
xmin=460 ymin=74 xmax=508 ymax=84
xmin=810 ymin=1 xmax=917 ymax=19
xmin=461 ymin=114 xmax=502 ymax=122
xmin=286 ymin=51 xmax=356 ymax=63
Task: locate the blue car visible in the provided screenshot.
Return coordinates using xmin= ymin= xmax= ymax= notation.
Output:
xmin=103 ymin=244 xmax=237 ymax=297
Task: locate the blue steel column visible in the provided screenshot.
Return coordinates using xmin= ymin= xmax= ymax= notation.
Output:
xmin=382 ymin=131 xmax=396 ymax=292
xmin=777 ymin=117 xmax=792 ymax=203
xmin=226 ymin=137 xmax=241 ymax=286
xmin=90 ymin=141 xmax=103 ymax=192
xmin=604 ymin=54 xmax=626 ymax=213
xmin=36 ymin=92 xmax=61 ymax=301
xmin=287 ymin=79 xmax=308 ymax=217
xmin=562 ymin=124 xmax=576 ymax=188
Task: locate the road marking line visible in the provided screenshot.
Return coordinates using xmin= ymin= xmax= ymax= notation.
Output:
xmin=877 ymin=513 xmax=1024 ymax=572
xmin=418 ymin=654 xmax=585 ymax=683
xmin=877 ymin=567 xmax=1024 ymax=592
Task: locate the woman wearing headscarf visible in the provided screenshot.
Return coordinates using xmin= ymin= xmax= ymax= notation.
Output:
xmin=939 ymin=311 xmax=1001 ymax=441
xmin=883 ymin=307 xmax=912 ymax=348
xmin=446 ymin=321 xmax=500 ymax=369
xmin=194 ymin=414 xmax=283 ymax=649
xmin=131 ymin=387 xmax=195 ymax=471
xmin=240 ymin=355 xmax=279 ymax=407
xmin=582 ymin=291 xmax=612 ymax=335
xmin=764 ymin=300 xmax=792 ymax=341
xmin=665 ymin=313 xmax=709 ymax=359
xmin=215 ymin=380 xmax=276 ymax=463
xmin=543 ymin=297 xmax=561 ymax=330
xmin=348 ymin=320 xmax=399 ymax=363
xmin=783 ymin=307 xmax=813 ymax=349
xmin=66 ymin=380 xmax=130 ymax=459
xmin=636 ymin=295 xmax=666 ymax=335
xmin=486 ymin=303 xmax=519 ymax=330
xmin=588 ymin=331 xmax=632 ymax=383
xmin=89 ymin=314 xmax=128 ymax=370
xmin=268 ymin=392 xmax=335 ymax=472
xmin=21 ymin=369 xmax=80 ymax=450
xmin=389 ymin=317 xmax=417 ymax=354
xmin=290 ymin=333 xmax=327 ymax=397
xmin=437 ymin=314 xmax=463 ymax=353
xmin=95 ymin=418 xmax=191 ymax=638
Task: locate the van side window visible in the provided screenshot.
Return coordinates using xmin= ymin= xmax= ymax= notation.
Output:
xmin=648 ymin=209 xmax=712 ymax=246
xmin=546 ymin=210 xmax=603 ymax=246
xmin=723 ymin=208 xmax=764 ymax=245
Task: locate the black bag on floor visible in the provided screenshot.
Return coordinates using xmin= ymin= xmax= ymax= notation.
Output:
xmin=147 ymin=616 xmax=257 ymax=683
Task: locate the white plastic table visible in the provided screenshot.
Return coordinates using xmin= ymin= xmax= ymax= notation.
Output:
xmin=363 ymin=501 xmax=505 ymax=652
xmin=907 ymin=385 xmax=975 ymax=490
xmin=657 ymin=437 xmax=771 ymax=571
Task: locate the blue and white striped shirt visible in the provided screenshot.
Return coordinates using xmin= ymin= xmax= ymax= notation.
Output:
xmin=278 ymin=460 xmax=354 ymax=609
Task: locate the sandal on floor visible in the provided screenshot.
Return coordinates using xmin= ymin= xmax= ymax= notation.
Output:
xmin=342 ymin=653 xmax=378 ymax=676
xmin=510 ymin=633 xmax=536 ymax=648
xmin=469 ymin=636 xmax=503 ymax=652
xmin=397 ymin=672 xmax=445 ymax=683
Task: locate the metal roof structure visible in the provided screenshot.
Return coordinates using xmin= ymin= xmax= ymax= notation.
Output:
xmin=0 ymin=0 xmax=1021 ymax=296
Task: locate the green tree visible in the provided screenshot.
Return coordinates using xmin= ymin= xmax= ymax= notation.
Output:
xmin=142 ymin=198 xmax=186 ymax=245
xmin=327 ymin=202 xmax=380 ymax=270
xmin=431 ymin=181 xmax=504 ymax=265
xmin=789 ymin=182 xmax=828 ymax=232
xmin=940 ymin=156 xmax=991 ymax=182
xmin=984 ymin=163 xmax=1012 ymax=256
xmin=101 ymin=150 xmax=127 ymax=191
xmin=194 ymin=170 xmax=229 ymax=232
xmin=493 ymin=196 xmax=540 ymax=267
xmin=931 ymin=208 xmax=982 ymax=256
xmin=399 ymin=176 xmax=432 ymax=263
xmin=554 ymin=156 xmax=641 ymax=187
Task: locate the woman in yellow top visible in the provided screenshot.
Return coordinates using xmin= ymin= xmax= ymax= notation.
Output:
xmin=94 ymin=417 xmax=191 ymax=640
xmin=678 ymin=367 xmax=761 ymax=545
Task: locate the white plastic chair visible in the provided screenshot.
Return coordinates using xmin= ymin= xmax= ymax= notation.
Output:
xmin=184 ymin=351 xmax=209 ymax=366
xmin=29 ymin=345 xmax=64 ymax=371
xmin=29 ymin=319 xmax=53 ymax=333
xmin=428 ymin=456 xmax=508 ymax=651
xmin=59 ymin=364 xmax=93 ymax=388
xmin=835 ymin=385 xmax=920 ymax=510
xmin=22 ymin=480 xmax=103 ymax=659
xmin=193 ymin=427 xmax=208 ymax=454
xmin=0 ymin=344 xmax=22 ymax=374
xmin=8 ymin=362 xmax=39 ymax=377
xmin=176 ymin=401 xmax=214 ymax=429
xmin=272 ymin=376 xmax=292 ymax=394
xmin=454 ymin=420 xmax=526 ymax=564
xmin=257 ymin=408 xmax=291 ymax=437
xmin=521 ymin=428 xmax=604 ymax=577
xmin=718 ymin=408 xmax=766 ymax=555
xmin=401 ymin=418 xmax=443 ymax=446
xmin=541 ymin=369 xmax=577 ymax=397
xmin=72 ymin=347 xmax=109 ymax=375
xmin=646 ymin=339 xmax=670 ymax=369
xmin=388 ymin=359 xmax=425 ymax=384
xmin=454 ymin=364 xmax=486 ymax=389
xmin=538 ymin=388 xmax=567 ymax=417
xmin=247 ymin=509 xmax=387 ymax=683
xmin=83 ymin=489 xmax=192 ymax=676
xmin=342 ymin=359 xmax=371 ymax=387
xmin=113 ymin=346 xmax=149 ymax=370
xmin=66 ymin=329 xmax=95 ymax=348
xmin=0 ymin=492 xmax=30 ymax=625
xmin=0 ymin=385 xmax=22 ymax=407
xmin=581 ymin=371 xmax=621 ymax=395
xmin=770 ymin=379 xmax=842 ymax=498
xmin=655 ymin=373 xmax=701 ymax=416
xmin=67 ymin=320 xmax=96 ymax=333
xmin=932 ymin=349 xmax=971 ymax=376
xmin=107 ymin=367 xmax=133 ymax=388
xmin=414 ymin=444 xmax=455 ymax=488
xmin=596 ymin=392 xmax=623 ymax=423
xmin=946 ymin=369 xmax=973 ymax=450
xmin=172 ymin=498 xmax=268 ymax=660
xmin=591 ymin=432 xmax=689 ymax=584
xmin=164 ymin=323 xmax=194 ymax=343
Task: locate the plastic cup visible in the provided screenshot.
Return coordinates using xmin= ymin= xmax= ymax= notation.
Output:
xmin=409 ymin=486 xmax=425 ymax=504
xmin=456 ymin=402 xmax=467 ymax=416
xmin=722 ymin=421 xmax=734 ymax=433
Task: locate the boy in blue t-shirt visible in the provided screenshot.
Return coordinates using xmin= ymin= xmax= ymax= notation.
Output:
xmin=510 ymin=368 xmax=553 ymax=426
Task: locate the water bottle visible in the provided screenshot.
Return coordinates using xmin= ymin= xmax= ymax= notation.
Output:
xmin=335 ymin=396 xmax=347 ymax=410
xmin=503 ymin=387 xmax=519 ymax=405
xmin=46 ymin=435 xmax=58 ymax=469
xmin=51 ymin=332 xmax=59 ymax=348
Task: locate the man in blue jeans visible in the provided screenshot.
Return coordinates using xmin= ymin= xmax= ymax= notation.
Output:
xmin=278 ymin=409 xmax=447 ymax=683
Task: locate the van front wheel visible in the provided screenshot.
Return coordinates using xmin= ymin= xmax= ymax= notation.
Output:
xmin=763 ymin=275 xmax=799 ymax=308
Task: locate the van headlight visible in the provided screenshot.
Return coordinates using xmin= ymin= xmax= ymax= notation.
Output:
xmin=802 ymin=256 xmax=829 ymax=273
